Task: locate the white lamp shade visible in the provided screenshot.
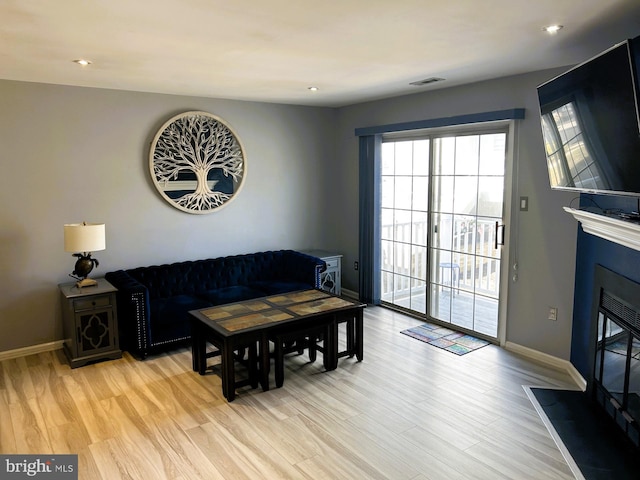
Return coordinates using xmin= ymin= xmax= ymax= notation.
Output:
xmin=64 ymin=223 xmax=106 ymax=253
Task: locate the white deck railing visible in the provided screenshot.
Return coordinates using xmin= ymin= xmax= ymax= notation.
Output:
xmin=381 ymin=217 xmax=501 ymax=302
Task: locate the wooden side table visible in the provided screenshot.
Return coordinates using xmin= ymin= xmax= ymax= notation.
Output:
xmin=59 ymin=278 xmax=122 ymax=368
xmin=302 ymin=250 xmax=342 ymax=295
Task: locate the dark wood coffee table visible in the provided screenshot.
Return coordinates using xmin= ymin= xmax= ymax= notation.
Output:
xmin=189 ymin=289 xmax=365 ymax=401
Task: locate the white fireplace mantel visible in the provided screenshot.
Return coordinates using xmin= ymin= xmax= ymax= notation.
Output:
xmin=564 ymin=207 xmax=640 ymax=252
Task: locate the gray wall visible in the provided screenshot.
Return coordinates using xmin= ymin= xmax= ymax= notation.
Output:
xmin=1 ymin=70 xmax=580 ymax=361
xmin=0 ymin=80 xmax=336 ymax=351
xmin=331 ymin=70 xmax=578 ymax=360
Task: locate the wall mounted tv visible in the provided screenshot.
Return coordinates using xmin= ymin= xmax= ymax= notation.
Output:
xmin=537 ymin=35 xmax=640 ymax=197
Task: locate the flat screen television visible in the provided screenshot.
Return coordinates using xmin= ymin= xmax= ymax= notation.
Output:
xmin=537 ymin=36 xmax=640 ymax=197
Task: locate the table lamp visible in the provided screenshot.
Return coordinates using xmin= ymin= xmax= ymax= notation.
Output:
xmin=64 ymin=222 xmax=106 ymax=287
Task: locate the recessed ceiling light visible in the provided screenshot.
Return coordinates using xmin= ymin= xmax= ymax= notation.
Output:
xmin=410 ymin=77 xmax=445 ymax=87
xmin=543 ymin=25 xmax=563 ymax=34
xmin=73 ymin=59 xmax=92 ymax=66
xmin=308 ymin=86 xmax=319 ymax=92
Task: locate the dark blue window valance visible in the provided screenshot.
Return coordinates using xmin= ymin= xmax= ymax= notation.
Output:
xmin=355 ymin=108 xmax=525 ymax=137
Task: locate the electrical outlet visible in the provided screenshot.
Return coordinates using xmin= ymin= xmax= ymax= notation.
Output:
xmin=354 ymin=261 xmax=359 ymax=271
xmin=548 ymin=307 xmax=558 ymax=321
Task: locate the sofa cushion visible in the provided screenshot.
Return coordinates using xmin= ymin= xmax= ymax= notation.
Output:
xmin=197 ymin=285 xmax=265 ymax=306
xmin=250 ymin=280 xmax=313 ymax=296
xmin=148 ymin=294 xmax=213 ymax=345
xmin=149 ymin=295 xmax=212 ymax=327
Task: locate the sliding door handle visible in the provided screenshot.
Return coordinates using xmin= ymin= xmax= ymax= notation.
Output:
xmin=495 ymin=221 xmax=505 ymax=249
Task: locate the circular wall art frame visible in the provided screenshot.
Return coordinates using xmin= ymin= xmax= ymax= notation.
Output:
xmin=149 ymin=111 xmax=246 ymax=214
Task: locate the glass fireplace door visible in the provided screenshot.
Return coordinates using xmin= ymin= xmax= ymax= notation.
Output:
xmin=594 ymin=311 xmax=640 ymax=441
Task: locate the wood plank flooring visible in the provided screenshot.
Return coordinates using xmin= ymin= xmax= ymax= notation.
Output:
xmin=0 ymin=307 xmax=579 ymax=479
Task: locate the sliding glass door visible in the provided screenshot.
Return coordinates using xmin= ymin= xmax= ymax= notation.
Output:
xmin=380 ymin=129 xmax=508 ymax=340
xmin=380 ymin=140 xmax=430 ymax=314
xmin=429 ymin=133 xmax=506 ymax=338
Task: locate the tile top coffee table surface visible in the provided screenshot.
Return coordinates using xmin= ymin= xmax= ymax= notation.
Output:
xmin=190 ymin=289 xmax=365 ymax=401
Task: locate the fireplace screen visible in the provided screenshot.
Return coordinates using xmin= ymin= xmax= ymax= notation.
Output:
xmin=591 ymin=267 xmax=640 ymax=448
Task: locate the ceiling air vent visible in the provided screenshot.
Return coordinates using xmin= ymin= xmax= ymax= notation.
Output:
xmin=409 ymin=77 xmax=445 ymax=86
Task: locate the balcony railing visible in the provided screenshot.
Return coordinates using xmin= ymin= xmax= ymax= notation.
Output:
xmin=381 ymin=216 xmax=500 ymax=301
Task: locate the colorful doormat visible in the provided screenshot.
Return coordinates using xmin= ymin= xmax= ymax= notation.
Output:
xmin=400 ymin=322 xmax=490 ymax=355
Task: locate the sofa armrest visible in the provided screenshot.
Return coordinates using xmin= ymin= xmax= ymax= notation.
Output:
xmin=105 ymin=270 xmax=151 ymax=358
xmin=283 ymin=250 xmax=327 ymax=289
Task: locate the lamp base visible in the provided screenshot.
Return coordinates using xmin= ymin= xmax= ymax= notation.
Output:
xmin=76 ymin=278 xmax=98 ymax=288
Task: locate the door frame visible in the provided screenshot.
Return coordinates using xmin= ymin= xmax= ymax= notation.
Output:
xmin=378 ymin=120 xmax=517 ymax=346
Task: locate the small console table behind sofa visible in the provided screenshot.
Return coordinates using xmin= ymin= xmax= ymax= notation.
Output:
xmin=105 ymin=250 xmax=325 ymax=359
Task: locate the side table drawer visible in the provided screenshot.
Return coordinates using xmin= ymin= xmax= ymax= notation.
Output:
xmin=325 ymin=258 xmax=340 ymax=269
xmin=74 ymin=295 xmax=112 ymax=311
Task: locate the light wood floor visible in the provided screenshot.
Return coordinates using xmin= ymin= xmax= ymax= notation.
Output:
xmin=0 ymin=307 xmax=579 ymax=479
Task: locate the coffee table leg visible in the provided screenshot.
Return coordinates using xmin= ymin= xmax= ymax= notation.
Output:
xmin=327 ymin=316 xmax=338 ymax=371
xmin=309 ymin=334 xmax=317 ymax=363
xmin=191 ymin=321 xmax=200 ymax=372
xmin=347 ymin=316 xmax=355 ymax=358
xmin=356 ymin=308 xmax=364 ymax=362
xmin=323 ymin=322 xmax=330 ymax=371
xmin=259 ymin=334 xmax=270 ymax=392
xmin=193 ymin=323 xmax=208 ymax=375
xmin=222 ymin=341 xmax=235 ymax=401
xmin=220 ymin=357 xmax=228 ymax=400
xmin=274 ymin=337 xmax=285 ymax=388
xmin=249 ymin=342 xmax=259 ymax=389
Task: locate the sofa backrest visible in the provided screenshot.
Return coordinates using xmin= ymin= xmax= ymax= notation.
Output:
xmin=125 ymin=250 xmax=312 ymax=300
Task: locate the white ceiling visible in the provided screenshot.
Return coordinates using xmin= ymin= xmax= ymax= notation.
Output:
xmin=1 ymin=0 xmax=639 ymax=107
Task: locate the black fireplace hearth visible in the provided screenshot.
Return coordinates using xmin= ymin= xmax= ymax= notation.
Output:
xmin=588 ymin=265 xmax=640 ymax=449
xmin=529 ymin=387 xmax=640 ymax=479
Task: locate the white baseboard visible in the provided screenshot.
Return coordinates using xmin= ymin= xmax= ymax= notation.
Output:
xmin=0 ymin=340 xmax=64 ymax=362
xmin=505 ymin=341 xmax=587 ymax=391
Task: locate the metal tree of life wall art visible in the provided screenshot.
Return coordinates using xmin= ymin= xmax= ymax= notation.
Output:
xmin=149 ymin=111 xmax=246 ymax=214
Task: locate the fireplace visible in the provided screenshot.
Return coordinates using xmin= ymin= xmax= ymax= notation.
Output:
xmin=589 ymin=264 xmax=640 ymax=448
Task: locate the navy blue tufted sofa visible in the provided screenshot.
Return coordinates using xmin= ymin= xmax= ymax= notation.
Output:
xmin=105 ymin=250 xmax=325 ymax=359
